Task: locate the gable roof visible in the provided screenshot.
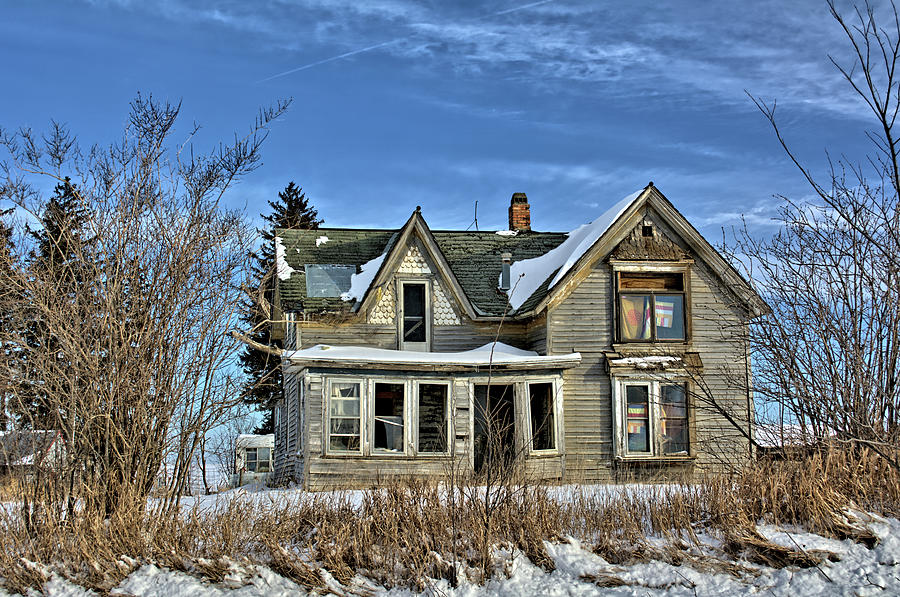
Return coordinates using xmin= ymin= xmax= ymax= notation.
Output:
xmin=528 ymin=184 xmax=768 ymax=318
xmin=276 ymin=223 xmax=567 ymax=317
xmin=349 ymin=209 xmax=477 ymax=318
xmin=275 ymin=183 xmax=766 ymax=319
xmin=506 ymin=188 xmax=644 ymax=310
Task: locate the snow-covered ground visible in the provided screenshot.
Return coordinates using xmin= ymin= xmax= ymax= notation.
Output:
xmin=5 ymin=487 xmax=900 ymax=596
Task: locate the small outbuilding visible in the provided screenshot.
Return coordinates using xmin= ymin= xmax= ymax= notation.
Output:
xmin=230 ymin=433 xmax=274 ymax=487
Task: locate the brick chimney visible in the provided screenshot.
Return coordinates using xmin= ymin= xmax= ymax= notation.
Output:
xmin=508 ymin=192 xmax=531 ymax=232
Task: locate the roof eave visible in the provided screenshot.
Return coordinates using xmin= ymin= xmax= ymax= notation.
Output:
xmin=283 ymin=354 xmax=582 ymax=372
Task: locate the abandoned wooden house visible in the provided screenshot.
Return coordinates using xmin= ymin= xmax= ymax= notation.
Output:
xmin=271 ymin=183 xmax=766 ymax=489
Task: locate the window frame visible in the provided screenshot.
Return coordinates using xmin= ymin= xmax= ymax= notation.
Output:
xmin=613 ymin=265 xmax=690 ymax=344
xmin=622 ymin=381 xmax=653 ymax=455
xmin=368 ymin=377 xmax=411 ymax=456
xmin=413 ymin=380 xmax=453 ymax=456
xmin=398 ymin=279 xmax=432 ymax=351
xmin=325 ymin=377 xmax=365 ymax=456
xmin=613 ymin=376 xmax=693 ymax=460
xmin=243 ymin=446 xmax=272 ymax=473
xmin=244 ymin=447 xmax=258 ymax=472
xmin=525 ymin=378 xmax=562 ymax=456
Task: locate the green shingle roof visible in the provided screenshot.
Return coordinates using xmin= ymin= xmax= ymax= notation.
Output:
xmin=276 ymin=227 xmax=568 ymax=316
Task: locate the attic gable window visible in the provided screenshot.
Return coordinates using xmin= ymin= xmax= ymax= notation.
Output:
xmin=617 ymin=272 xmax=686 ymax=342
xmin=399 ymin=281 xmax=430 ymax=351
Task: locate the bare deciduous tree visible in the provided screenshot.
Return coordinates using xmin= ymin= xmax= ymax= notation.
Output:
xmin=0 ymin=93 xmax=289 ymax=518
xmin=735 ymin=1 xmax=900 ymax=465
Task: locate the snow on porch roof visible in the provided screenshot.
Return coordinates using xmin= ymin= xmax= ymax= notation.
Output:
xmin=283 ymin=342 xmax=582 ymax=371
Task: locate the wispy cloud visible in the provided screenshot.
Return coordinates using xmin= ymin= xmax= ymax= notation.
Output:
xmin=82 ymin=0 xmax=870 ymax=119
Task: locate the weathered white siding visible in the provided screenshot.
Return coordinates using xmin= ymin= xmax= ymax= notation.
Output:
xmin=546 ymin=218 xmax=753 ymax=482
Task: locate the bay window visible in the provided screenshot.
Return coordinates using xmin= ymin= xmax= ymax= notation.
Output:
xmin=325 ymin=377 xmax=452 ymax=456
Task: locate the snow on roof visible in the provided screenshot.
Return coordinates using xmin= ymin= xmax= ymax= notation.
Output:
xmin=236 ymin=434 xmax=275 ymax=448
xmin=340 ymin=251 xmax=387 ymax=302
xmin=505 ymin=190 xmax=643 ymax=310
xmin=315 ymin=235 xmax=329 ymax=247
xmin=284 ymin=342 xmax=581 ymax=369
xmin=275 ymin=236 xmax=297 ymax=281
xmin=609 ymin=356 xmax=681 ymax=369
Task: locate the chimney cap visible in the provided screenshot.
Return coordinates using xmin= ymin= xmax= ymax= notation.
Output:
xmin=510 ymin=192 xmax=528 ymax=204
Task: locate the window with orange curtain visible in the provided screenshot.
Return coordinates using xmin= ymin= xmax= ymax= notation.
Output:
xmin=617 ymin=272 xmax=686 ymax=341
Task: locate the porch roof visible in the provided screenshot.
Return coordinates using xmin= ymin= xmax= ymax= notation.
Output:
xmin=283 ymin=342 xmax=581 ymax=372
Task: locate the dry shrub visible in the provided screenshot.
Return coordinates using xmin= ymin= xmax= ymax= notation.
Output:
xmin=0 ymin=448 xmax=897 ymax=594
xmin=731 ymin=448 xmax=894 ymax=544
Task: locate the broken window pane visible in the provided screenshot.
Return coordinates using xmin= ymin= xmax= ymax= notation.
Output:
xmin=529 ymin=382 xmax=555 ymax=451
xmin=661 ymin=383 xmax=689 ymax=454
xmin=626 ymin=385 xmax=650 ymax=453
xmin=473 ymin=384 xmax=515 ymax=473
xmin=418 ymin=383 xmax=447 ymax=453
xmin=329 ymin=382 xmax=361 ymax=452
xmin=305 ymin=264 xmax=355 ymax=297
xmin=374 ymin=382 xmax=405 ymax=453
xmin=619 ymin=272 xmax=684 ymax=291
xmin=403 ymin=283 xmax=427 ymax=343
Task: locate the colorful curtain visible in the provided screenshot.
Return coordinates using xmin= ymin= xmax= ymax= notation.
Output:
xmin=621 ymin=295 xmax=652 ymax=340
xmin=656 ymin=299 xmax=674 ymax=328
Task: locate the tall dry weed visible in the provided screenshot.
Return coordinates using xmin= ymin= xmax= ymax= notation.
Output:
xmin=0 ymin=448 xmax=896 ymax=594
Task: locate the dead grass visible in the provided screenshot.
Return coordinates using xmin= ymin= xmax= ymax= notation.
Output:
xmin=0 ymin=448 xmax=897 ymax=594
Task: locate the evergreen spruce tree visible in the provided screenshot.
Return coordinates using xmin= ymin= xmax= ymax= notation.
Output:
xmin=242 ymin=182 xmax=322 ymax=433
xmin=0 ymin=207 xmax=16 ymax=431
xmin=15 ymin=178 xmax=90 ymax=427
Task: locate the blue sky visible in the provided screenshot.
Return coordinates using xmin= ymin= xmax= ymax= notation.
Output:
xmin=0 ymin=0 xmax=879 ymax=236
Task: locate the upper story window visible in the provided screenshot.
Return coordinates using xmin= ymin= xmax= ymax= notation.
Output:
xmin=400 ymin=280 xmax=430 ymax=351
xmin=617 ymin=272 xmax=686 ymax=342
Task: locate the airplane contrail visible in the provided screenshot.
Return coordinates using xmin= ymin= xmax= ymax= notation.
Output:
xmin=256 ymin=0 xmax=557 ymax=83
xmin=490 ymin=0 xmax=555 ymax=17
xmin=257 ymin=39 xmax=402 ymax=83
